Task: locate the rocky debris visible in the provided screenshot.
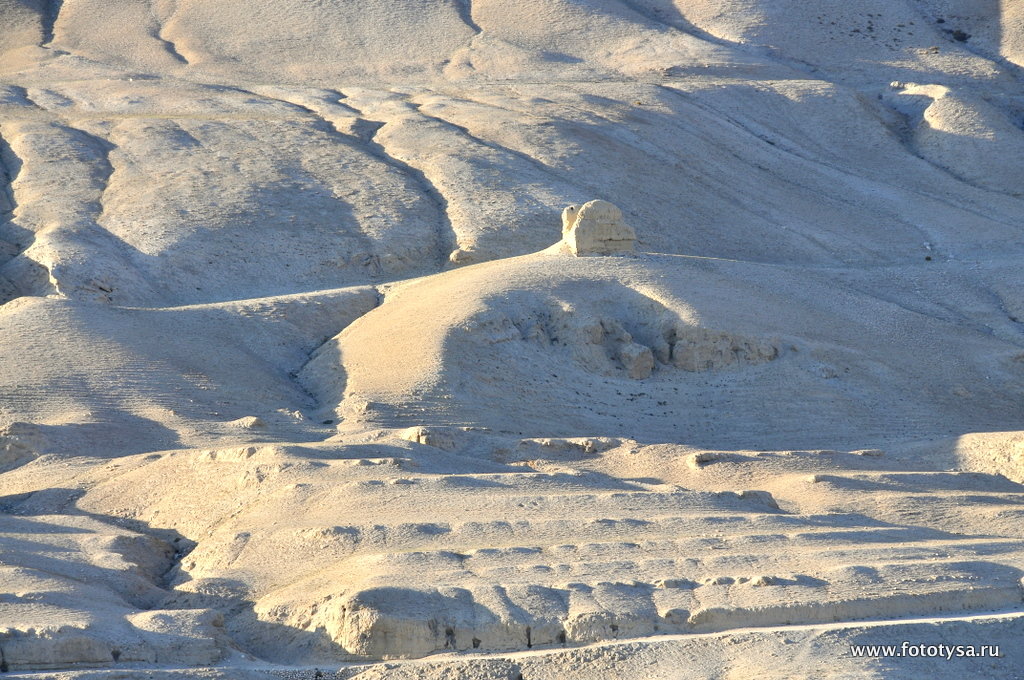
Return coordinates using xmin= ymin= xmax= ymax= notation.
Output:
xmin=474 ymin=302 xmax=778 ymax=381
xmin=666 ymin=325 xmax=778 ymax=372
xmin=688 ymin=451 xmax=718 ymax=469
xmin=655 ymin=578 xmax=694 ymax=589
xmin=618 ymin=340 xmax=654 ymax=379
xmin=448 ymin=248 xmax=475 ymax=265
xmin=520 ymin=437 xmax=620 ymax=456
xmin=400 ymin=426 xmax=458 ymax=451
xmin=447 ymin=247 xmax=495 ymax=267
xmin=560 ymin=200 xmax=636 ymax=256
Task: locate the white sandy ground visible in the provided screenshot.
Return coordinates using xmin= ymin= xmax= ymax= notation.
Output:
xmin=2 ymin=0 xmax=1024 ymax=677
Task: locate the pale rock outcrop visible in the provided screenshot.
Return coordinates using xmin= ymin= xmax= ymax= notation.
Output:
xmin=0 ymin=609 xmax=228 ymax=670
xmin=448 ymin=247 xmax=495 ymax=267
xmin=400 ymin=426 xmax=458 ymax=451
xmin=618 ymin=341 xmax=654 ymax=379
xmin=666 ymin=326 xmax=778 ymax=372
xmin=560 ymin=200 xmax=636 ymax=256
xmin=688 ymin=451 xmax=718 ymax=469
xmin=0 ymin=422 xmax=42 ymax=471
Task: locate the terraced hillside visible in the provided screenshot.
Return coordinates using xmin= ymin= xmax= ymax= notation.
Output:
xmin=1 ymin=1 xmax=1024 ymax=678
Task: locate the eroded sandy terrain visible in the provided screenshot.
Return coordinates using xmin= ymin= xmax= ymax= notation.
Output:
xmin=2 ymin=1 xmax=1024 ymax=678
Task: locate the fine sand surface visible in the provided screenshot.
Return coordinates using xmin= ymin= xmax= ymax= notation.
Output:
xmin=2 ymin=1 xmax=1024 ymax=678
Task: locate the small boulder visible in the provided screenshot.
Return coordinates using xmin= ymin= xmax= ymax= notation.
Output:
xmin=688 ymin=451 xmax=717 ymax=469
xmin=736 ymin=489 xmax=780 ymax=509
xmin=227 ymin=416 xmax=266 ymax=430
xmin=400 ymin=426 xmax=457 ymax=451
xmin=619 ymin=341 xmax=654 ymax=379
xmin=561 ymin=200 xmax=636 ymax=256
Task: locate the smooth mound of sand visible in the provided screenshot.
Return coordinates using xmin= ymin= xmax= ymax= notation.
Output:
xmin=302 ymin=248 xmax=1024 ymax=449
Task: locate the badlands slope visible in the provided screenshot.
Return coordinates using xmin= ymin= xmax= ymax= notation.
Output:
xmin=1 ymin=1 xmax=1024 ymax=678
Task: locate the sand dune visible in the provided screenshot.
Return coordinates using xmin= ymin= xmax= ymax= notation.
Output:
xmin=2 ymin=0 xmax=1024 ymax=677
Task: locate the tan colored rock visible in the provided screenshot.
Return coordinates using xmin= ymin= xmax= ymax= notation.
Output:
xmin=736 ymin=489 xmax=781 ymax=509
xmin=688 ymin=451 xmax=718 ymax=469
xmin=619 ymin=341 xmax=654 ymax=379
xmin=561 ymin=200 xmax=636 ymax=256
xmin=668 ymin=327 xmax=778 ymax=372
xmin=400 ymin=426 xmax=457 ymax=451
xmin=449 ymin=248 xmax=492 ymax=267
xmin=227 ymin=415 xmax=266 ymax=429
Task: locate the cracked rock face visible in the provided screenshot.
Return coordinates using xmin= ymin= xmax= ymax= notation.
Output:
xmin=561 ymin=200 xmax=636 ymax=256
